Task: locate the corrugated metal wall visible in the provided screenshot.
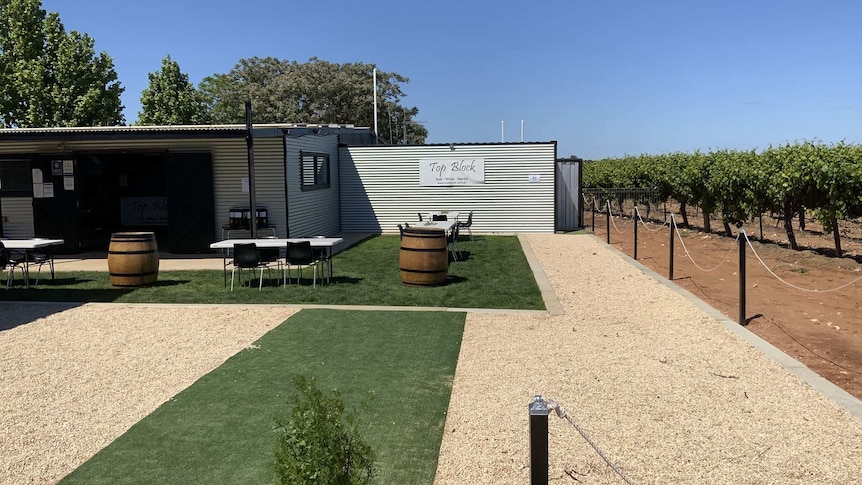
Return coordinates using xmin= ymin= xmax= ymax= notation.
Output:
xmin=0 ymin=137 xmax=288 ymax=241
xmin=285 ymin=134 xmax=341 ymax=237
xmin=339 ymin=143 xmax=557 ymax=233
xmin=210 ymin=137 xmax=287 ymax=239
xmin=0 ymin=197 xmax=34 ymax=238
xmin=555 ymin=159 xmax=582 ymax=231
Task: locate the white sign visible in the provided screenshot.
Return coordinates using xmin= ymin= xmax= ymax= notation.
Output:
xmin=419 ymin=158 xmax=485 ymax=186
xmin=241 ymin=177 xmax=249 ymax=193
xmin=528 ymin=174 xmax=541 ymax=182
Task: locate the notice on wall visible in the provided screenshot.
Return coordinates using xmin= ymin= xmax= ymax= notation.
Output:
xmin=33 ymin=183 xmax=44 ymax=198
xmin=43 ymin=182 xmax=54 ymax=198
xmin=51 ymin=160 xmax=63 ymax=176
xmin=63 ymin=176 xmax=75 ymax=190
xmin=32 ymin=168 xmax=43 ymax=184
xmin=120 ymin=196 xmax=168 ymax=226
xmin=62 ymin=160 xmax=74 ymax=175
xmin=528 ymin=174 xmax=541 ymax=182
xmin=241 ymin=177 xmax=249 ymax=193
xmin=419 ymin=158 xmax=485 ymax=186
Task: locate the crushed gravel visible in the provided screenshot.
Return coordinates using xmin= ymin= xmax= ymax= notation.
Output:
xmin=1 ymin=234 xmax=861 ymax=484
xmin=434 ymin=234 xmax=862 ymax=484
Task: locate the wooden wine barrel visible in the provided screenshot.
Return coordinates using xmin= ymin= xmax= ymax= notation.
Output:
xmin=399 ymin=227 xmax=448 ymax=285
xmin=108 ymin=232 xmax=160 ymax=287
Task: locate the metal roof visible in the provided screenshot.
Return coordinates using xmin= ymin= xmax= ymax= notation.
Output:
xmin=0 ymin=123 xmax=371 ymax=142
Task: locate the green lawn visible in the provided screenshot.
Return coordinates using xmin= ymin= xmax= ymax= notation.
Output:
xmin=59 ymin=309 xmax=466 ymax=485
xmin=2 ymin=235 xmax=545 ymax=310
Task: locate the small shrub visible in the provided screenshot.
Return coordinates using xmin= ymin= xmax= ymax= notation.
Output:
xmin=273 ymin=375 xmax=376 ymax=485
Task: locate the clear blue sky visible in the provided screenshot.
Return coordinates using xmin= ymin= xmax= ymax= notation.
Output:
xmin=40 ymin=0 xmax=862 ymax=160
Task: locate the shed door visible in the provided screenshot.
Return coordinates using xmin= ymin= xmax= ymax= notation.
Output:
xmin=165 ymin=153 xmax=215 ymax=253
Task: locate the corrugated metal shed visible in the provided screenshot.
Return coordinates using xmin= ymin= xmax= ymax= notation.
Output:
xmin=339 ymin=142 xmax=557 ymax=233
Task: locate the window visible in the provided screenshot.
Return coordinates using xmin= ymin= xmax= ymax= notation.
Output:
xmin=0 ymin=160 xmax=32 ymax=197
xmin=300 ymin=151 xmax=330 ymax=191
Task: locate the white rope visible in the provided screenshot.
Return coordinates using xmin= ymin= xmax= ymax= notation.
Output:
xmin=743 ymin=232 xmax=862 ymax=293
xmin=606 ymin=201 xmax=627 ymax=233
xmin=546 ymin=399 xmax=636 ymax=485
xmin=671 ymin=215 xmax=738 ymax=272
xmin=634 ymin=206 xmax=669 ymax=232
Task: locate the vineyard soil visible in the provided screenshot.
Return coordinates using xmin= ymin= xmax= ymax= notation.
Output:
xmin=589 ymin=211 xmax=862 ymax=401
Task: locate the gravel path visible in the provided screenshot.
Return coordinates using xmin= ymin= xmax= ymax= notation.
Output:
xmin=435 ymin=234 xmax=862 ymax=484
xmin=1 ymin=234 xmax=861 ymax=484
xmin=0 ymin=303 xmax=299 ymax=485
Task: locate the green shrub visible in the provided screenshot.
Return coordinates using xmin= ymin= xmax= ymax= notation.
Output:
xmin=274 ymin=375 xmax=377 ymax=484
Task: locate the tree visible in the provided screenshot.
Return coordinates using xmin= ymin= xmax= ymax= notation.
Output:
xmin=137 ymin=55 xmax=208 ymax=125
xmin=199 ymin=57 xmax=427 ymax=143
xmin=0 ymin=0 xmax=124 ymax=127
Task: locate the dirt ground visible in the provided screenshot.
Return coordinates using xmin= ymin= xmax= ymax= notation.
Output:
xmin=587 ymin=209 xmax=862 ymax=400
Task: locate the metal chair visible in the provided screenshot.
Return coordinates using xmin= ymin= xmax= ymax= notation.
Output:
xmin=417 ymin=212 xmax=424 ymax=221
xmin=0 ymin=241 xmax=25 ymax=289
xmin=27 ymin=244 xmax=55 ymax=285
xmin=230 ymin=243 xmax=272 ymax=291
xmin=447 ymin=225 xmax=462 ymax=262
xmin=456 ymin=210 xmax=474 ymax=240
xmin=285 ymin=241 xmax=320 ymax=287
xmin=257 ymin=239 xmax=283 ymax=285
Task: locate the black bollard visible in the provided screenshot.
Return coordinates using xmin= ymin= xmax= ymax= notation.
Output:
xmin=633 ymin=207 xmax=639 ymax=260
xmin=669 ymin=215 xmax=675 ymax=280
xmin=529 ymin=395 xmax=549 ymax=485
xmin=605 ymin=202 xmax=610 ymax=244
xmin=739 ymin=228 xmax=746 ymax=325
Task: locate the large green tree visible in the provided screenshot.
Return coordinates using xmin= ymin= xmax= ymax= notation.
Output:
xmin=0 ymin=0 xmax=125 ymax=128
xmin=137 ymin=55 xmax=208 ymax=125
xmin=198 ymin=57 xmax=427 ymax=143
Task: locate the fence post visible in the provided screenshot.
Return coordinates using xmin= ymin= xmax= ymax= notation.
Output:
xmin=591 ymin=198 xmax=596 ymax=231
xmin=669 ymin=214 xmax=675 ymax=280
xmin=529 ymin=395 xmax=550 ymax=485
xmin=605 ymin=201 xmax=610 ymax=245
xmin=633 ymin=207 xmax=638 ymax=260
xmin=739 ymin=228 xmax=746 ymax=325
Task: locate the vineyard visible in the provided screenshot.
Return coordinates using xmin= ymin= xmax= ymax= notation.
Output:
xmin=583 ymin=142 xmax=862 ymax=399
xmin=583 ymin=140 xmax=862 ymax=256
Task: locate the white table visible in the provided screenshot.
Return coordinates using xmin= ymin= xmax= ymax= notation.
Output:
xmin=412 ymin=220 xmax=456 ymax=232
xmin=427 ymin=210 xmax=460 ymax=221
xmin=209 ymin=237 xmax=343 ymax=286
xmin=1 ymin=238 xmax=64 ymax=287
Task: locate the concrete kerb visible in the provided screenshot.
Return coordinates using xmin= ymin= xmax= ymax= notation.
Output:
xmin=592 ymin=233 xmax=862 ymax=421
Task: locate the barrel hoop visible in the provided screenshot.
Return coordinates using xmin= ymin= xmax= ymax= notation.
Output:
xmin=402 ymin=232 xmax=444 ymax=238
xmin=399 ymin=246 xmax=446 ymax=252
xmin=399 ymin=267 xmax=447 ymax=274
xmin=110 ymin=271 xmax=158 ymax=277
xmin=111 ymin=234 xmax=155 ymax=239
xmin=108 ymin=249 xmax=157 ymax=255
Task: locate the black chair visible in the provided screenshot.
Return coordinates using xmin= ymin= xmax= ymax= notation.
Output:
xmin=456 ymin=210 xmax=474 ymax=241
xmin=0 ymin=241 xmax=24 ymax=289
xmin=447 ymin=225 xmax=462 ymax=262
xmin=285 ymin=241 xmax=320 ymax=287
xmin=27 ymin=244 xmax=55 ymax=285
xmin=230 ymin=243 xmax=272 ymax=291
xmin=397 ymin=224 xmax=405 ymax=239
xmin=258 ymin=239 xmax=283 ymax=285
xmin=432 ymin=214 xmax=448 ymax=221
xmin=417 ymin=212 xmax=424 ymax=221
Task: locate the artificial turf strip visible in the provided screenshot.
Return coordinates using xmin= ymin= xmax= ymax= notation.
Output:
xmin=59 ymin=309 xmax=466 ymax=485
xmin=0 ymin=235 xmax=545 ymax=310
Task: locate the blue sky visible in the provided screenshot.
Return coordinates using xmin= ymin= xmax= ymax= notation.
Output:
xmin=40 ymin=0 xmax=862 ymax=160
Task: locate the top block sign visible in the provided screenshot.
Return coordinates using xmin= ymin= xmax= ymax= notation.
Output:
xmin=419 ymin=158 xmax=485 ymax=186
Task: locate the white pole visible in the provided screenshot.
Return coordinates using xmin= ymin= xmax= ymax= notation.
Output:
xmin=521 ymin=120 xmax=524 ymax=142
xmin=501 ymin=120 xmax=505 ymax=142
xmin=373 ymin=68 xmax=378 ymax=143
